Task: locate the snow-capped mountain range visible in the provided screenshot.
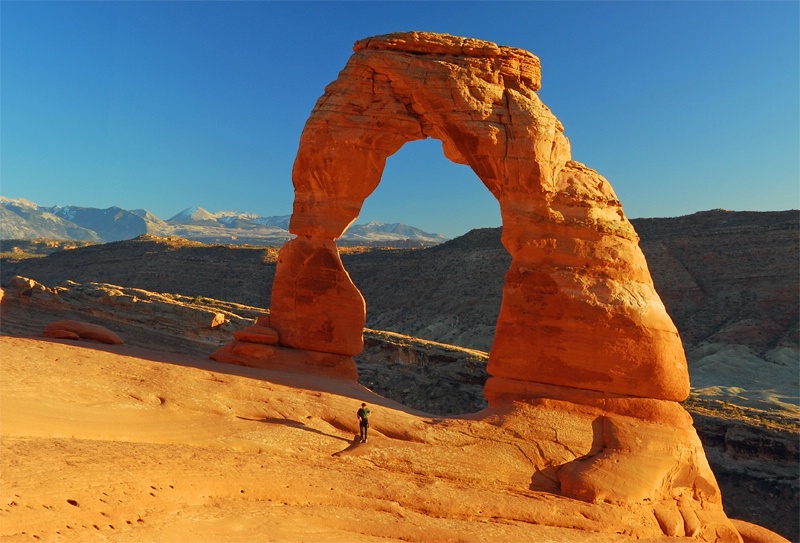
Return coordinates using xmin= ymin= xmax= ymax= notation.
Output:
xmin=0 ymin=198 xmax=448 ymax=247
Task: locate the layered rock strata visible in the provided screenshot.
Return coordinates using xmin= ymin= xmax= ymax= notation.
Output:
xmin=1 ymin=275 xmax=256 ymax=354
xmin=215 ymin=32 xmax=741 ymax=541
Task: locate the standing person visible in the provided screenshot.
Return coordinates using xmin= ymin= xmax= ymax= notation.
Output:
xmin=357 ymin=402 xmax=370 ymax=443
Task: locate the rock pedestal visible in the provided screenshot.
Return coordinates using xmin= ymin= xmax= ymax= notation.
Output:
xmin=269 ymin=237 xmax=365 ymax=356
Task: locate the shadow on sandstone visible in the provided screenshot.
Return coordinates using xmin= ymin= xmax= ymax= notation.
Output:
xmin=236 ymin=416 xmax=355 ymax=445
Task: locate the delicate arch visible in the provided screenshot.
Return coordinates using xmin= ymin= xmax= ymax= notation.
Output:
xmin=268 ymin=32 xmax=690 ymax=402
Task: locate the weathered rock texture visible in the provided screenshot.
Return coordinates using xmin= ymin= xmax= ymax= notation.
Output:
xmin=256 ymin=32 xmax=737 ymax=540
xmin=270 ymin=237 xmax=366 ymax=356
xmin=1 ymin=275 xmax=259 ymax=354
xmin=269 ymin=31 xmax=689 ymax=403
xmin=4 ymin=335 xmax=778 ymax=543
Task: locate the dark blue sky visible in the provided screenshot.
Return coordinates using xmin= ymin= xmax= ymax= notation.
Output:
xmin=2 ymin=1 xmax=798 ymax=237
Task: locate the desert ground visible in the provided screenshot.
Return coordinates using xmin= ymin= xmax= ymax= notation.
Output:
xmin=0 ymin=277 xmax=797 ymax=542
xmin=4 ymin=332 xmax=760 ymax=543
xmin=1 ymin=334 xmax=626 ymax=543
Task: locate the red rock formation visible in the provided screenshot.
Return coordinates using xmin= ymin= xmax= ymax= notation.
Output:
xmin=233 ymin=324 xmax=279 ymax=345
xmin=211 ymin=305 xmax=360 ymax=380
xmin=269 ymin=31 xmax=688 ymax=401
xmin=43 ymin=320 xmax=124 ymax=345
xmin=216 ymin=32 xmax=739 ymax=540
xmin=270 ymin=237 xmax=365 ymax=356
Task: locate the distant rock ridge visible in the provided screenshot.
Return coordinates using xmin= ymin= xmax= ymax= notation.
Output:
xmin=0 ymin=198 xmax=102 ymax=242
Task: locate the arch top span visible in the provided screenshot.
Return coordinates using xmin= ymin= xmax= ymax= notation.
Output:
xmin=269 ymin=31 xmax=690 ymax=403
xmin=353 ymin=31 xmax=542 ymax=91
xmin=290 ymin=31 xmax=562 ymax=240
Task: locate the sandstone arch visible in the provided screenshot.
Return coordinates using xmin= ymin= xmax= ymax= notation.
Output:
xmin=267 ymin=32 xmax=689 ymax=403
xmin=206 ymin=34 xmax=747 ymax=538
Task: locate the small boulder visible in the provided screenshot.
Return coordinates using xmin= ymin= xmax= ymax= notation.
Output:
xmin=44 ymin=320 xmax=124 ymax=345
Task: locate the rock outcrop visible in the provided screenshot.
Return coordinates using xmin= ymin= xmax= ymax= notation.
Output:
xmin=214 ymin=32 xmax=742 ymax=540
xmin=210 ymin=313 xmax=359 ymax=380
xmin=1 ymin=275 xmax=259 ymax=354
xmin=43 ymin=319 xmax=124 ymax=344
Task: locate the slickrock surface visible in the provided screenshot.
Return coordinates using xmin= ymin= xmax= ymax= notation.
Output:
xmin=1 ymin=275 xmax=260 ymax=354
xmin=2 ymin=335 xmax=764 ymax=543
xmin=3 ymin=277 xmax=796 ymax=540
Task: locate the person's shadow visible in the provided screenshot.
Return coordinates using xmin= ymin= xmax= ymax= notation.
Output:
xmin=237 ymin=416 xmax=368 ymax=456
xmin=331 ymin=435 xmax=365 ymax=457
xmin=237 ymin=416 xmax=354 ymax=443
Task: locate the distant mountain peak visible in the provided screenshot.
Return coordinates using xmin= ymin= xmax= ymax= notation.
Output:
xmin=1 ymin=198 xmax=449 ymax=248
xmin=167 ymin=207 xmax=217 ymax=224
xmin=0 ymin=196 xmax=39 ymax=210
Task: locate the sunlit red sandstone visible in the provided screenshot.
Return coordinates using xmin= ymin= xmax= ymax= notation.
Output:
xmin=43 ymin=319 xmax=124 ymax=345
xmin=211 ymin=32 xmax=750 ymax=541
xmin=260 ymin=31 xmax=688 ymax=402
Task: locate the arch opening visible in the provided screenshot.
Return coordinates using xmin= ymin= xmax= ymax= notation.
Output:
xmin=354 ymin=138 xmax=500 ymax=239
xmin=343 ymin=138 xmax=505 ymax=415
